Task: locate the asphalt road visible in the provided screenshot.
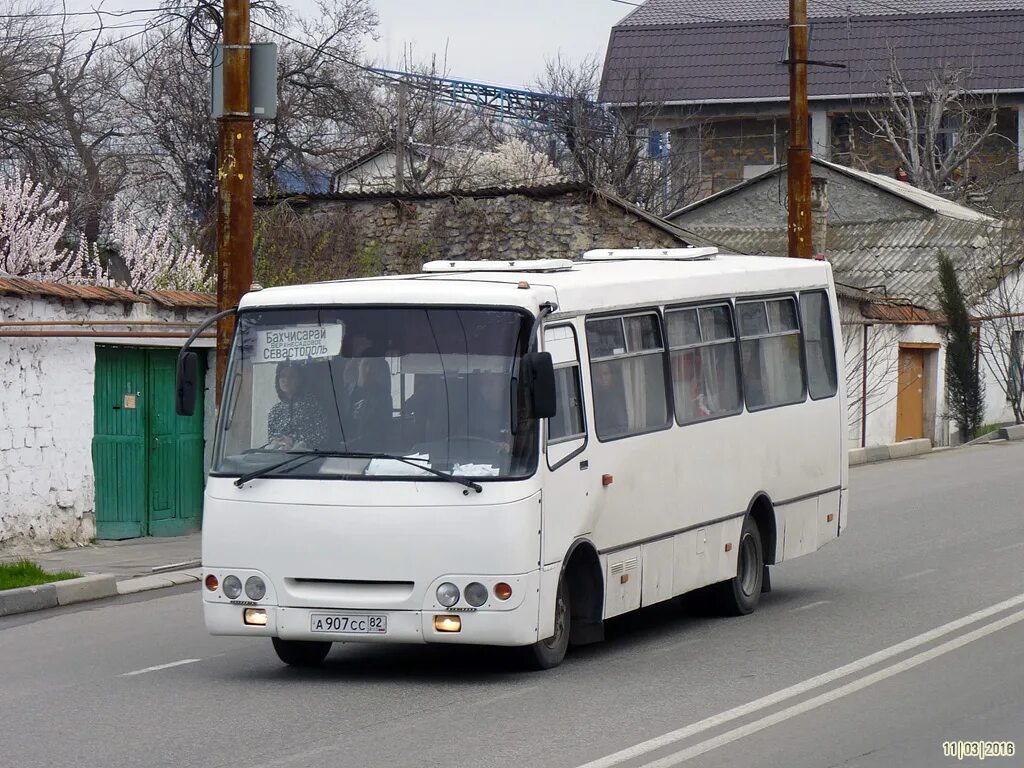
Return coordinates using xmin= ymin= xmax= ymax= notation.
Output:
xmin=2 ymin=442 xmax=1022 ymax=768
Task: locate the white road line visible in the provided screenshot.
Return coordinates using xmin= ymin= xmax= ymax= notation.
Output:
xmin=641 ymin=608 xmax=1024 ymax=767
xmin=574 ymin=591 xmax=1024 ymax=768
xmin=900 ymin=568 xmax=937 ymax=580
xmin=119 ymin=659 xmax=201 ymax=677
xmin=791 ymin=600 xmax=831 ymax=612
xmin=994 ymin=541 xmax=1024 ymax=553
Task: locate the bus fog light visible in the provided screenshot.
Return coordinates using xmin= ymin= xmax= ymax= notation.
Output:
xmin=436 ymin=582 xmax=460 ymax=607
xmin=204 ymin=574 xmax=219 ymax=592
xmin=244 ymin=576 xmax=266 ymax=601
xmin=223 ymin=575 xmax=242 ymax=599
xmin=494 ymin=582 xmax=513 ymax=601
xmin=243 ymin=608 xmax=267 ymax=626
xmin=434 ymin=615 xmax=461 ymax=632
xmin=464 ymin=582 xmax=488 ymax=607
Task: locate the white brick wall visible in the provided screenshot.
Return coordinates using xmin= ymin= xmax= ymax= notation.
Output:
xmin=0 ymin=295 xmax=215 ymax=552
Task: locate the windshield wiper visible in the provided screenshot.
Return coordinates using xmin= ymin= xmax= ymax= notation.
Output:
xmin=234 ymin=450 xmax=483 ymax=493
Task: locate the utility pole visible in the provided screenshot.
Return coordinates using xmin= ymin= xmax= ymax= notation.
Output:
xmin=216 ymin=0 xmax=254 ymax=400
xmin=395 ymin=80 xmax=408 ymax=192
xmin=787 ymin=0 xmax=812 ymax=258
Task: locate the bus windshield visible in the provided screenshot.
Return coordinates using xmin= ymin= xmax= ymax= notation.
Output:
xmin=213 ymin=306 xmax=538 ymax=481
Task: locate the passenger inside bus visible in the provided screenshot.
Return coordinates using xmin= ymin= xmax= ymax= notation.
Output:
xmin=267 ymin=361 xmax=327 ymax=450
xmin=592 ymin=362 xmax=628 ymax=437
xmin=347 ymin=355 xmax=393 ymax=449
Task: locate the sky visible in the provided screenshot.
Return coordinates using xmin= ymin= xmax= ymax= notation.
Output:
xmin=65 ymin=0 xmax=632 ymax=88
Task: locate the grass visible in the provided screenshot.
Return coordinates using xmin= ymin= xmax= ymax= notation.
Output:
xmin=975 ymin=423 xmax=1003 ymax=438
xmin=0 ymin=560 xmax=81 ymax=591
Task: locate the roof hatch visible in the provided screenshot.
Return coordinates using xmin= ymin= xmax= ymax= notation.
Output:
xmin=581 ymin=247 xmax=718 ymax=261
xmin=421 ymin=259 xmax=575 ymax=273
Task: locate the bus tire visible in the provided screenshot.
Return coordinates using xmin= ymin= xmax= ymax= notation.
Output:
xmin=521 ymin=577 xmax=570 ymax=670
xmin=713 ymin=515 xmax=764 ymax=616
xmin=272 ymin=638 xmax=332 ymax=667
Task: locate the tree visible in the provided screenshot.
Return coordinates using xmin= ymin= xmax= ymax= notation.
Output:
xmin=868 ymin=51 xmax=1006 ymax=197
xmin=529 ymin=55 xmax=703 ymax=214
xmin=937 ymin=253 xmax=985 ymax=440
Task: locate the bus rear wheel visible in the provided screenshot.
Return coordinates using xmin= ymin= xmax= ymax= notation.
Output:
xmin=272 ymin=638 xmax=332 ymax=667
xmin=712 ymin=515 xmax=764 ymax=616
xmin=521 ymin=577 xmax=570 ymax=670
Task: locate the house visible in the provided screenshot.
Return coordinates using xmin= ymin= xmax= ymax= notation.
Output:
xmin=667 ymin=157 xmax=1016 ymax=446
xmin=600 ymin=0 xmax=1024 ymax=198
xmin=255 ymin=182 xmax=708 ymax=283
xmin=0 ymin=277 xmax=216 ymax=552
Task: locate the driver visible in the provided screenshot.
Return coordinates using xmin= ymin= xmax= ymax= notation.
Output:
xmin=267 ymin=361 xmax=327 ymax=450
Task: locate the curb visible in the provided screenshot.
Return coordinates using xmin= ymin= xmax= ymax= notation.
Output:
xmin=997 ymin=424 xmax=1024 ymax=441
xmin=849 ymin=438 xmax=932 ymax=466
xmin=0 ymin=568 xmax=202 ymax=618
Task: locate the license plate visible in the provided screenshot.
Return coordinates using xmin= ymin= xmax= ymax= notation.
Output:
xmin=310 ymin=613 xmax=387 ymax=634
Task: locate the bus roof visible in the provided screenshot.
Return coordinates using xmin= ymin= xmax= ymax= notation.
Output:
xmin=239 ymin=255 xmax=834 ymax=316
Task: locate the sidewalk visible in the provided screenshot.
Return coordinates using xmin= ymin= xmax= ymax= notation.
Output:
xmin=1 ymin=532 xmax=201 ymax=582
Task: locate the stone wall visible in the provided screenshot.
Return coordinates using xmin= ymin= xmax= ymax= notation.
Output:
xmin=0 ymin=296 xmax=215 ymax=552
xmin=254 ymin=188 xmax=684 ymax=284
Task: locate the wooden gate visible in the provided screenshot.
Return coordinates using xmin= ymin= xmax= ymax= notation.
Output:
xmin=93 ymin=347 xmax=205 ymax=539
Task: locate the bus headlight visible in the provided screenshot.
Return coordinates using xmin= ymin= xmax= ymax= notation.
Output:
xmin=464 ymin=582 xmax=488 ymax=607
xmin=222 ymin=575 xmax=242 ymax=599
xmin=245 ymin=576 xmax=266 ymax=601
xmin=436 ymin=582 xmax=460 ymax=607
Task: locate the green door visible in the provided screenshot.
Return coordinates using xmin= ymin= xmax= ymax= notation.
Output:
xmin=93 ymin=347 xmax=206 ymax=539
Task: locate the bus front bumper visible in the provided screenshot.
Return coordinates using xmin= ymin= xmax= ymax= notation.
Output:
xmin=203 ymin=574 xmax=541 ymax=647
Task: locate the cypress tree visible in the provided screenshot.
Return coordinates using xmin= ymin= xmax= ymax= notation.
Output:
xmin=937 ymin=254 xmax=984 ymax=441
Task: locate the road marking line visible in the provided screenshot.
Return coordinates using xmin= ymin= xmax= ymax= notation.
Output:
xmin=574 ymin=591 xmax=1024 ymax=768
xmin=119 ymin=659 xmax=201 ymax=677
xmin=791 ymin=600 xmax=831 ymax=612
xmin=639 ymin=608 xmax=1024 ymax=767
xmin=994 ymin=541 xmax=1024 ymax=553
xmin=900 ymin=568 xmax=937 ymax=580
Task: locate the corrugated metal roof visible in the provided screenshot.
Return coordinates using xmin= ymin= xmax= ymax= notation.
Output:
xmin=618 ymin=0 xmax=1024 ymax=25
xmin=0 ymin=276 xmax=214 ymax=308
xmin=685 ymin=218 xmax=994 ymax=308
xmin=601 ymin=7 xmax=1024 ymax=104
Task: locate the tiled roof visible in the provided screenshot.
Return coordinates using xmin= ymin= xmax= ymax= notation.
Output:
xmin=0 ymin=276 xmax=214 ymax=308
xmin=617 ymin=0 xmax=1024 ymax=25
xmin=601 ymin=7 xmax=1024 ymax=104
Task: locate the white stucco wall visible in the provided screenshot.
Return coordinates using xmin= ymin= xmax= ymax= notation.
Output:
xmin=978 ymin=269 xmax=1024 ymax=428
xmin=0 ymin=295 xmax=216 ymax=553
xmin=841 ymin=300 xmax=949 ymax=448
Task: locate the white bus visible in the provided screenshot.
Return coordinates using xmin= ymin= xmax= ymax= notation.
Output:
xmin=177 ymin=248 xmax=847 ymax=669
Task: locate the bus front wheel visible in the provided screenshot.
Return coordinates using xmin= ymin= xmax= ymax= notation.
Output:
xmin=521 ymin=577 xmax=570 ymax=670
xmin=272 ymin=638 xmax=332 ymax=667
xmin=712 ymin=515 xmax=764 ymax=616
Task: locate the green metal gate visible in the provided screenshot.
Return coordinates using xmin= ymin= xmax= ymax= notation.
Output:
xmin=93 ymin=346 xmax=206 ymax=539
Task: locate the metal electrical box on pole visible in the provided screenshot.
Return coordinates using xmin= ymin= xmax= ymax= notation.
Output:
xmin=212 ymin=42 xmax=278 ymax=119
xmin=215 ymin=0 xmax=255 ymax=402
xmin=787 ymin=0 xmax=813 ymax=259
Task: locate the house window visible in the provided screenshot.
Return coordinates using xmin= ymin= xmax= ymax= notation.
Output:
xmin=737 ymin=298 xmax=806 ymax=410
xmin=587 ymin=313 xmax=670 ymax=440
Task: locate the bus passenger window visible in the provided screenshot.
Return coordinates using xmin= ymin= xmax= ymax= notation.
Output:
xmin=737 ymin=298 xmax=805 ymax=410
xmin=586 ymin=313 xmax=670 ymax=440
xmin=549 ymin=365 xmax=584 ymax=442
xmin=800 ymin=291 xmax=838 ymax=399
xmin=665 ymin=304 xmax=742 ymax=424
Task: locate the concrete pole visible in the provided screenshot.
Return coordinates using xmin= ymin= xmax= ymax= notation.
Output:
xmin=788 ymin=0 xmax=813 ymax=259
xmin=216 ymin=0 xmax=254 ymax=402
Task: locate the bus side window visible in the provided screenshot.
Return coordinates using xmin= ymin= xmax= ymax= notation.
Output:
xmin=545 ymin=325 xmax=586 ymax=468
xmin=737 ymin=297 xmax=806 ymax=410
xmin=586 ymin=312 xmax=670 ymax=440
xmin=799 ymin=291 xmax=838 ymax=400
xmin=665 ymin=304 xmax=742 ymax=424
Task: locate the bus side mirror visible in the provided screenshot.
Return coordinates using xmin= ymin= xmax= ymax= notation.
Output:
xmin=522 ymin=351 xmax=557 ymax=419
xmin=176 ymin=351 xmax=199 ymax=417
